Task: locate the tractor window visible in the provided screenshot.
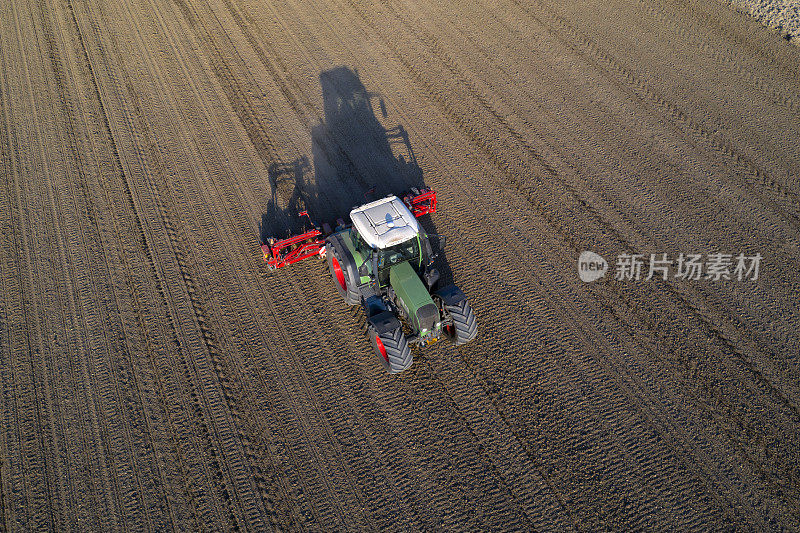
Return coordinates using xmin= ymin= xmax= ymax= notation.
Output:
xmin=351 ymin=230 xmax=372 ymax=257
xmin=377 ymin=238 xmax=420 ymax=270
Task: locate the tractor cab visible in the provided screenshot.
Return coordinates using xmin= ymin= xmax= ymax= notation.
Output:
xmin=349 ymin=196 xmax=426 ymax=285
xmin=349 ymin=195 xmax=421 ymax=250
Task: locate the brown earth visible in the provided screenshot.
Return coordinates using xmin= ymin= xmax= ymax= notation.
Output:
xmin=1 ymin=0 xmax=799 ymax=530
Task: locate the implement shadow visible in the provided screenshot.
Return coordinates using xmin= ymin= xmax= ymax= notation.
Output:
xmin=260 ymin=156 xmax=314 ymax=242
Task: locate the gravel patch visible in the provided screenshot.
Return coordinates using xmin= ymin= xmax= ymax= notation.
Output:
xmin=722 ymin=0 xmax=800 ymax=43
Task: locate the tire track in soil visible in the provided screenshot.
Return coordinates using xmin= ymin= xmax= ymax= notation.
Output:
xmin=418 ymin=0 xmax=798 ymax=519
xmin=6 ymin=0 xmax=797 ymax=528
xmin=432 ymin=0 xmax=791 ymax=370
xmin=355 ymin=0 xmax=722 ymax=468
xmin=99 ymin=0 xmax=418 ymax=524
xmin=384 ymin=0 xmax=800 ymax=322
xmin=174 ymin=0 xmax=382 ymax=200
xmin=65 ymin=0 xmax=255 ymax=528
xmin=59 ymin=1 xmax=211 ymax=528
xmin=0 ymin=25 xmax=36 ymax=532
xmin=140 ymin=0 xmax=350 ymax=524
xmin=0 ymin=57 xmax=42 ymax=532
xmin=679 ymin=0 xmax=800 ymax=78
xmin=183 ymin=0 xmax=800 ymax=520
xmin=378 ymin=0 xmax=800 ymax=301
xmin=82 ymin=47 xmax=250 ymax=533
xmin=633 ymin=0 xmax=800 ymax=118
xmin=1 ymin=1 xmax=102 ymax=528
xmin=129 ymin=1 xmax=321 ymax=529
xmin=33 ymin=3 xmax=186 ymax=529
xmin=31 ymin=6 xmax=149 ymax=529
xmin=362 ymin=0 xmax=800 ymax=321
xmin=427 ymin=192 xmax=745 ymax=528
xmin=45 ymin=0 xmax=213 ymax=528
xmin=94 ymin=11 xmax=283 ymax=532
xmin=155 ymin=0 xmax=383 ymax=528
xmin=56 ymin=1 xmax=210 ymax=528
xmin=0 ymin=104 xmax=108 ymax=530
xmin=288 ymin=260 xmax=539 ymax=528
xmin=511 ymin=0 xmax=800 ymax=214
xmin=163 ymin=5 xmax=357 ymax=527
xmin=7 ymin=0 xmax=612 ymax=528
xmin=0 ymin=139 xmax=49 ymax=531
xmin=465 ymin=2 xmax=800 ymax=506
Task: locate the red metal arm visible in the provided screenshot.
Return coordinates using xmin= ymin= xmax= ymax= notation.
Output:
xmin=262 ymin=228 xmax=325 ymax=269
xmin=403 ymin=188 xmax=437 ymax=217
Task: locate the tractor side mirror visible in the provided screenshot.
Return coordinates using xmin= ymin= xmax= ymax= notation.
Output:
xmin=424 ymin=233 xmax=445 ymax=265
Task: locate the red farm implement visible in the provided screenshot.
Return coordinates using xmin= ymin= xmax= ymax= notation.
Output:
xmin=260 ymin=187 xmax=437 ymax=270
xmin=260 ymin=224 xmax=324 ymax=269
xmin=402 ymin=187 xmax=437 ymax=217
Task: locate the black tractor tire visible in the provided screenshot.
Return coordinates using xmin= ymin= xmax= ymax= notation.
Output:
xmin=368 ymin=325 xmax=413 ymax=374
xmin=442 ymin=298 xmax=478 ymax=346
xmin=326 ymin=240 xmax=360 ymax=306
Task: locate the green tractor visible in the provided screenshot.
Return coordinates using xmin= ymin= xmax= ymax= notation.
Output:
xmin=261 ymin=188 xmax=477 ymax=373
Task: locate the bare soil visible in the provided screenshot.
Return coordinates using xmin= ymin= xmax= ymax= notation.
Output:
xmin=1 ymin=0 xmax=798 ymax=530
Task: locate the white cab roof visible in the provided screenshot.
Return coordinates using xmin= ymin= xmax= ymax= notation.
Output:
xmin=350 ymin=196 xmax=419 ymax=249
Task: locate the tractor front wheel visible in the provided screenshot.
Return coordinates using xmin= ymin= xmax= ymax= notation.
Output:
xmin=368 ymin=325 xmax=413 ymax=374
xmin=441 ymin=299 xmax=478 ymax=346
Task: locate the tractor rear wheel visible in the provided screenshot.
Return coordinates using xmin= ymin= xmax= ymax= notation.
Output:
xmin=326 ymin=243 xmax=359 ymax=305
xmin=442 ymin=299 xmax=478 ymax=346
xmin=368 ymin=325 xmax=413 ymax=374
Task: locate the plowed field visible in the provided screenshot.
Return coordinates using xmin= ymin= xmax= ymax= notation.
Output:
xmin=1 ymin=0 xmax=798 ymax=530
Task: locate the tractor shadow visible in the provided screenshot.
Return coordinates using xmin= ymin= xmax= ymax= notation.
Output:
xmin=261 ymin=66 xmax=452 ymax=285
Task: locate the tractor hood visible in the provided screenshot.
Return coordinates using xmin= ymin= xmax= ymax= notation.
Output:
xmin=390 ymin=261 xmax=438 ymax=334
xmin=350 ymin=196 xmax=419 ymax=249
